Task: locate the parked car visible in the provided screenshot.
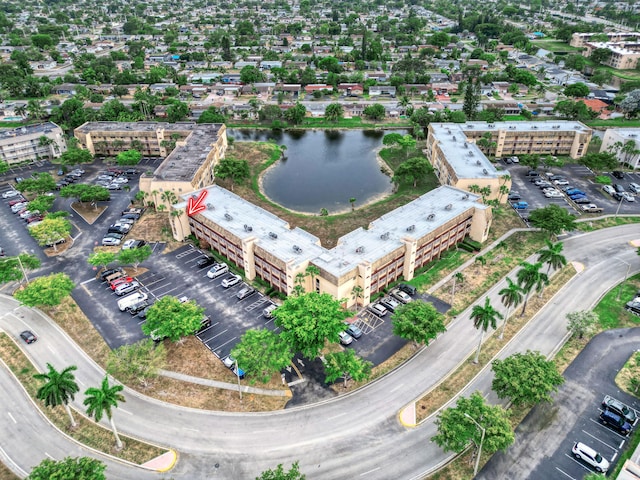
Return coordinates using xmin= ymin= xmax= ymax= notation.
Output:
xmin=380 ymin=297 xmax=401 ymax=313
xmin=622 ymin=192 xmax=635 ymax=202
xmin=602 ymin=185 xmax=616 ymax=196
xmin=565 ymin=189 xmax=585 ymax=196
xmin=100 ymin=267 xmax=124 ymax=280
xmin=599 ymin=409 xmax=632 ymax=435
xmin=121 ymin=213 xmax=140 ymax=221
xmin=511 ymin=201 xmax=529 ymax=210
xmin=102 ymin=236 xmax=122 ymax=246
xmin=614 ymin=184 xmax=626 ymax=193
xmin=507 ymin=193 xmax=521 ymax=201
xmin=121 ymin=239 xmax=146 ymax=250
xmin=26 ymin=215 xmax=44 ymax=224
xmin=221 ymin=274 xmax=241 ymax=288
xmin=398 ymin=283 xmax=417 ymax=296
xmin=8 ymin=197 xmax=26 ymax=206
xmin=196 ymin=256 xmax=216 ymax=268
xmin=20 ymin=330 xmax=37 ymax=344
xmin=110 ymin=276 xmax=134 ymax=290
xmin=553 ymin=179 xmax=570 ymax=186
xmin=526 ymin=170 xmax=540 ymax=177
xmin=345 ymin=323 xmax=363 ymax=339
xmin=113 ymin=176 xmax=128 ymax=184
xmin=2 ymin=190 xmax=19 ymax=198
xmin=338 ymin=330 xmax=353 ymax=345
xmin=629 ymin=183 xmax=640 ymax=194
xmin=236 ymin=286 xmax=256 ymax=300
xmin=263 ymin=304 xmax=278 ymax=319
xmin=222 ymin=354 xmax=236 ymax=368
xmin=390 ymin=289 xmax=412 ymax=304
xmin=111 ymin=222 xmax=131 ymax=232
xmin=44 ymin=237 xmax=66 ymax=248
xmin=106 ymin=183 xmax=122 ymax=190
xmin=127 ymin=301 xmax=149 ymax=315
xmin=233 ymin=365 xmax=246 ymax=379
xmin=602 ymin=395 xmax=637 ymax=424
xmin=573 ymin=197 xmax=592 ymax=204
xmin=137 ymin=305 xmax=152 ymax=319
xmin=368 ymin=302 xmax=388 ymax=317
xmin=571 ymin=442 xmax=609 ymax=473
xmin=114 ymin=281 xmax=141 ymax=296
xmin=545 ymin=190 xmax=563 ymax=198
xmin=207 ymin=263 xmax=229 ymax=279
xmin=613 ymin=192 xmax=624 ymax=201
xmin=569 ymin=193 xmax=587 ymax=201
xmin=581 ymin=204 xmax=603 ymax=213
xmin=612 ymin=170 xmax=625 ymax=179
xmin=11 ymin=202 xmax=28 ymax=213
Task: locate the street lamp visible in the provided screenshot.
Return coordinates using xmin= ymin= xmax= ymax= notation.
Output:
xmin=464 ymin=412 xmax=486 ymax=478
xmin=615 ymin=194 xmax=624 ymax=218
xmin=616 ymin=258 xmax=631 ymax=301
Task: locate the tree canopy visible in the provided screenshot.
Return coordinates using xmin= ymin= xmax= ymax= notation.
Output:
xmin=528 ymin=204 xmax=577 ymax=237
xmin=323 ymin=348 xmax=372 ymax=388
xmin=491 ymin=350 xmax=565 ymax=406
xmin=256 ymin=461 xmax=306 ymax=480
xmin=27 ymin=457 xmax=106 ymax=480
xmin=566 ymin=310 xmax=599 ymax=339
xmin=214 ymin=158 xmax=250 ymax=191
xmin=15 ymin=272 xmax=75 ymax=307
xmin=273 ymin=292 xmax=350 ymax=359
xmin=116 ymin=149 xmax=142 ymax=166
xmin=16 ymin=172 xmax=56 ymax=195
xmin=231 ymin=329 xmax=292 ymax=384
xmin=391 ymin=300 xmax=446 ymax=345
xmin=142 ymin=295 xmax=205 ymax=342
xmin=28 ymin=216 xmax=72 ymax=249
xmin=107 ymin=339 xmax=166 ymax=387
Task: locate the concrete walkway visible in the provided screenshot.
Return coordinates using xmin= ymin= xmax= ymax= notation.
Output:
xmin=159 ymin=369 xmax=292 ymax=397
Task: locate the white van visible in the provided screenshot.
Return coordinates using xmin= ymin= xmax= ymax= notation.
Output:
xmin=263 ymin=304 xmax=278 ymax=319
xmin=117 ymin=292 xmax=148 ymax=311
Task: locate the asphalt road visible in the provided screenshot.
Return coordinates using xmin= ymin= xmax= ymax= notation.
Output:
xmin=479 ymin=328 xmax=640 ymax=480
xmin=0 ymin=225 xmax=638 ymax=479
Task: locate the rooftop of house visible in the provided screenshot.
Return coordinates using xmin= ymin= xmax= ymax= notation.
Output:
xmin=0 ymin=121 xmax=62 ymax=140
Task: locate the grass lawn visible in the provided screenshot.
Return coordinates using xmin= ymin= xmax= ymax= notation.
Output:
xmin=531 ymin=39 xmax=583 ymax=53
xmin=593 ymin=273 xmax=640 ymax=330
xmin=585 ymin=118 xmax=640 ymax=128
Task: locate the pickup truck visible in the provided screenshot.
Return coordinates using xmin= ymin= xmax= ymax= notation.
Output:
xmin=511 ymin=201 xmax=529 ymax=210
xmin=580 ymin=204 xmax=603 ymax=213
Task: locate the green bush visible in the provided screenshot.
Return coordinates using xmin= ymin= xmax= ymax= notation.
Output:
xmin=594 ymin=175 xmax=612 ymax=185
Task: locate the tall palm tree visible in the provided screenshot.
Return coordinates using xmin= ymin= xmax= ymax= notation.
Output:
xmin=160 ymin=190 xmax=178 ymax=208
xmin=498 ymin=278 xmax=523 ymax=339
xmin=538 ymin=240 xmax=567 ymax=275
xmin=470 ymin=297 xmax=503 ymax=364
xmin=27 ymin=99 xmax=46 ymax=121
xmin=34 ymin=363 xmax=79 ymax=428
xmin=351 ymin=285 xmax=363 ymax=312
xmin=84 ymin=376 xmax=126 ymax=450
xmin=170 ymin=209 xmax=183 ymax=238
xmin=516 ymin=261 xmax=549 ymax=315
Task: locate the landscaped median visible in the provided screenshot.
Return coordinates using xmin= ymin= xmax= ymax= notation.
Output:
xmin=0 ymin=333 xmax=174 ymax=470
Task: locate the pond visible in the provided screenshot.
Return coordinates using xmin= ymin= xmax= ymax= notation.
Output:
xmin=228 ymin=129 xmax=402 ymax=214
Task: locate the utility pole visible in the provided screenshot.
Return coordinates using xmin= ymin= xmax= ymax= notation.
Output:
xmin=464 ymin=413 xmax=486 ymax=478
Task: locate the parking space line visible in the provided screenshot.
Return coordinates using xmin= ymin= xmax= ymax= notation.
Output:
xmin=588 ymin=418 xmax=629 ymax=439
xmin=207 ymin=336 xmax=236 ymax=352
xmin=564 ymin=454 xmax=593 ymax=472
xmin=581 ymin=429 xmax=618 ymax=451
xmin=555 ymin=467 xmax=577 ymax=479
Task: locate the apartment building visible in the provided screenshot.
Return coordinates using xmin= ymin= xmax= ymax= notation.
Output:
xmin=0 ymin=122 xmax=67 ymax=165
xmin=74 ymin=121 xmax=228 ymax=209
xmin=426 ymin=121 xmax=591 ymax=203
xmin=600 ymin=128 xmax=640 ymax=169
xmin=583 ymin=40 xmax=640 ymax=70
xmin=173 ymin=184 xmax=491 ymax=307
xmin=570 ymin=32 xmax=640 ymax=48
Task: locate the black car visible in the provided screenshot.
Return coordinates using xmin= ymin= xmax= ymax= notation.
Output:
xmin=137 ymin=306 xmax=152 ymax=319
xmin=573 ymin=197 xmax=592 ymax=204
xmin=124 ymin=169 xmax=139 ymax=176
xmin=612 ymin=171 xmax=625 ymax=179
xmin=127 ymin=301 xmax=149 ymax=315
xmin=20 ymin=330 xmax=37 ymax=344
xmin=600 ymin=409 xmax=632 ymax=435
xmin=196 ymin=257 xmax=216 ymax=269
xmin=398 ymin=283 xmax=417 ymax=296
xmin=507 ymin=193 xmax=521 ymax=201
xmin=100 ymin=267 xmax=124 ymax=281
xmin=613 ymin=192 xmax=624 ymax=201
xmin=526 ymin=170 xmax=540 ymax=177
xmin=121 ymin=213 xmax=140 ymax=221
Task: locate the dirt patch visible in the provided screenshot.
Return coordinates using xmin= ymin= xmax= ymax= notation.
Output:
xmin=71 ymin=202 xmax=107 ymax=224
xmin=42 ymin=236 xmax=73 ymax=257
xmin=126 ymin=211 xmax=184 ymax=253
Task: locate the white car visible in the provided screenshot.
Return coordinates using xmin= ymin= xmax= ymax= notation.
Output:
xmin=338 ymin=331 xmax=353 ymax=345
xmin=207 ymin=263 xmax=229 ymax=279
xmin=544 ymin=190 xmax=563 ymax=198
xmin=113 ymin=177 xmax=129 ymax=184
xmin=111 ymin=222 xmax=131 ymax=232
xmin=102 ymin=236 xmax=122 ymax=246
xmin=572 ymin=442 xmax=609 ymax=473
xmin=622 ymin=192 xmax=635 ymax=202
xmin=390 ymin=289 xmax=412 ymax=304
xmin=11 ymin=202 xmax=28 ymax=213
xmin=629 ymin=182 xmax=640 ymax=194
xmin=121 ymin=239 xmax=137 ymax=250
xmin=602 ymin=185 xmax=616 ymax=196
xmin=221 ymin=274 xmax=242 ymax=288
xmin=553 ymin=179 xmax=570 ymax=186
xmin=2 ymin=190 xmax=19 ymax=198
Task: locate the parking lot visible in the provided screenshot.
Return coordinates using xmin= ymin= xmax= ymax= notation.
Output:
xmin=506 ymin=163 xmax=640 ymax=223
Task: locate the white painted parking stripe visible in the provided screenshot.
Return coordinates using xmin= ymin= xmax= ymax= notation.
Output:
xmin=564 ymin=453 xmax=593 ymax=472
xmin=359 ymin=467 xmax=380 ymax=476
xmin=555 ymin=467 xmax=577 ymax=480
xmin=7 ymin=412 xmax=16 ymax=424
xmin=612 ymin=452 xmax=618 ymax=462
xmin=588 ymin=418 xmax=629 ymax=439
xmin=209 ymin=337 xmax=237 ymax=351
xmin=581 ymin=429 xmax=618 ymax=451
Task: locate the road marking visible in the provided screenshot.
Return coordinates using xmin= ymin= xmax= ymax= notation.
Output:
xmin=45 ymin=452 xmax=54 ymax=459
xmin=47 ymin=345 xmax=56 ymax=354
xmin=81 ymin=284 xmax=93 ymax=297
xmin=565 ymin=453 xmax=594 ymax=472
xmin=7 ymin=412 xmax=16 ymax=424
xmin=581 ymin=429 xmax=618 ymax=451
xmin=0 ymin=446 xmax=27 ymax=477
xmin=620 ymin=439 xmax=626 ymax=449
xmin=554 ymin=467 xmax=576 ymax=479
xmin=612 ymin=452 xmax=618 ymax=462
xmin=328 ymin=413 xmax=347 ymax=420
xmin=119 ymin=408 xmax=133 ymax=415
xmin=185 ymin=427 xmax=200 ymax=432
xmin=80 ymin=278 xmax=96 ymax=285
xmin=209 ymin=336 xmax=236 ymax=352
xmin=390 ymin=384 xmax=404 ymax=393
xmin=359 ymin=467 xmax=381 ymax=476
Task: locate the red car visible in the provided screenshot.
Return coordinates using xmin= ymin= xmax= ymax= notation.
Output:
xmin=110 ymin=276 xmax=134 ymax=290
xmin=8 ymin=197 xmax=26 ymax=206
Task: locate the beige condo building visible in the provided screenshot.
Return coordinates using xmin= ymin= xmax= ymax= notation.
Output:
xmin=0 ymin=122 xmax=67 ymax=165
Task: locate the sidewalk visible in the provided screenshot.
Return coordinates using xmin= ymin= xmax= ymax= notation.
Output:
xmin=159 ymin=370 xmax=292 ymax=397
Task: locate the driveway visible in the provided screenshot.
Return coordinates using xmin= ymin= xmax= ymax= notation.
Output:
xmin=479 ymin=328 xmax=640 ymax=480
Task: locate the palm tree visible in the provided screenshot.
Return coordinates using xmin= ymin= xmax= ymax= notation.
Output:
xmin=170 ymin=209 xmax=183 ymax=239
xmin=280 ymin=144 xmax=287 ymax=159
xmin=538 ymin=240 xmax=567 ymax=275
xmin=14 ymin=104 xmax=27 ymax=118
xmin=470 ymin=297 xmax=503 ymax=364
xmin=451 ymin=272 xmax=464 ymax=304
xmin=351 ymin=285 xmax=363 ymax=312
xmin=516 ymin=261 xmax=549 ymax=315
xmin=498 ymin=278 xmax=523 ymax=339
xmin=150 ymin=190 xmax=159 ymax=211
xmin=27 ymin=99 xmax=46 ymax=121
xmin=160 ymin=190 xmax=178 ymax=209
xmin=349 ymin=197 xmax=356 ymax=211
xmin=34 ymin=363 xmax=79 ymax=428
xmin=84 ymin=376 xmax=126 ymax=450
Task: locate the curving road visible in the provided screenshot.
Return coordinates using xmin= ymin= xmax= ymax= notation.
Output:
xmin=0 ymin=225 xmax=638 ymax=479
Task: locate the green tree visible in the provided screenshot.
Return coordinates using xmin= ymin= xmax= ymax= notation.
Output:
xmin=15 ymin=172 xmax=56 ymax=195
xmin=28 ymin=217 xmax=72 ymax=250
xmin=432 ymin=391 xmax=514 ymax=454
xmin=83 ymin=376 xmax=125 ymax=450
xmin=470 ymin=297 xmax=502 ymax=363
xmin=563 ymin=82 xmax=590 ymax=97
xmin=27 ymin=457 xmax=106 ymax=480
xmin=498 ymin=277 xmax=523 ymax=340
xmin=214 ymin=158 xmax=250 ymax=191
xmin=33 ymin=363 xmax=79 ymax=428
xmin=116 ymin=149 xmax=142 ymax=166
xmin=107 ymin=339 xmax=166 ymax=387
xmin=60 ymin=184 xmax=110 ymax=206
xmin=528 ymin=205 xmax=577 ymax=238
xmin=166 ymin=101 xmax=189 ymax=123
xmin=273 ymin=292 xmax=350 ymax=359
xmin=117 ymin=245 xmax=152 ymax=271
xmin=538 ymin=240 xmax=567 ymax=275
xmin=15 ymin=272 xmax=75 ymax=307
xmin=198 ymin=106 xmax=226 ymax=124
xmin=0 ymin=160 xmax=8 ymax=175
xmin=27 ymin=195 xmax=55 ymax=214
xmin=283 ymin=103 xmax=307 ymax=125
xmin=392 ymin=300 xmax=446 ymax=346
xmin=232 ymin=329 xmax=292 ymax=384
xmin=590 ymin=47 xmax=611 ymax=66
xmin=0 ymin=254 xmax=41 ymax=284
xmin=579 ymin=152 xmax=620 ymax=173
xmin=324 ymin=103 xmax=344 ymax=123
xmin=324 ymin=349 xmax=372 ymax=388
xmin=27 ymin=99 xmax=46 ymax=120
xmin=393 ymin=157 xmax=433 ymax=188
xmin=59 ymin=148 xmax=93 ymax=165
xmin=463 ymin=78 xmax=480 ymax=120
xmin=256 ymin=461 xmax=305 ymax=480
xmin=142 ymin=295 xmax=205 ymax=342
xmin=88 ymin=251 xmax=117 ymax=270
xmin=491 ymin=350 xmax=564 ymax=406
xmin=363 ymin=103 xmax=386 ymax=120
xmin=620 ymin=90 xmax=640 ymax=119
xmin=566 ymin=310 xmax=599 ymax=339
xmin=382 ymin=133 xmax=404 ymax=147
xmin=240 ymin=65 xmax=266 ymax=84
xmin=516 ymin=262 xmax=548 ymax=315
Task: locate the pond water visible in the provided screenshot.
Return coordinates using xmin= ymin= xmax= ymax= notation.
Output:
xmin=228 ymin=129 xmax=401 ymax=214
